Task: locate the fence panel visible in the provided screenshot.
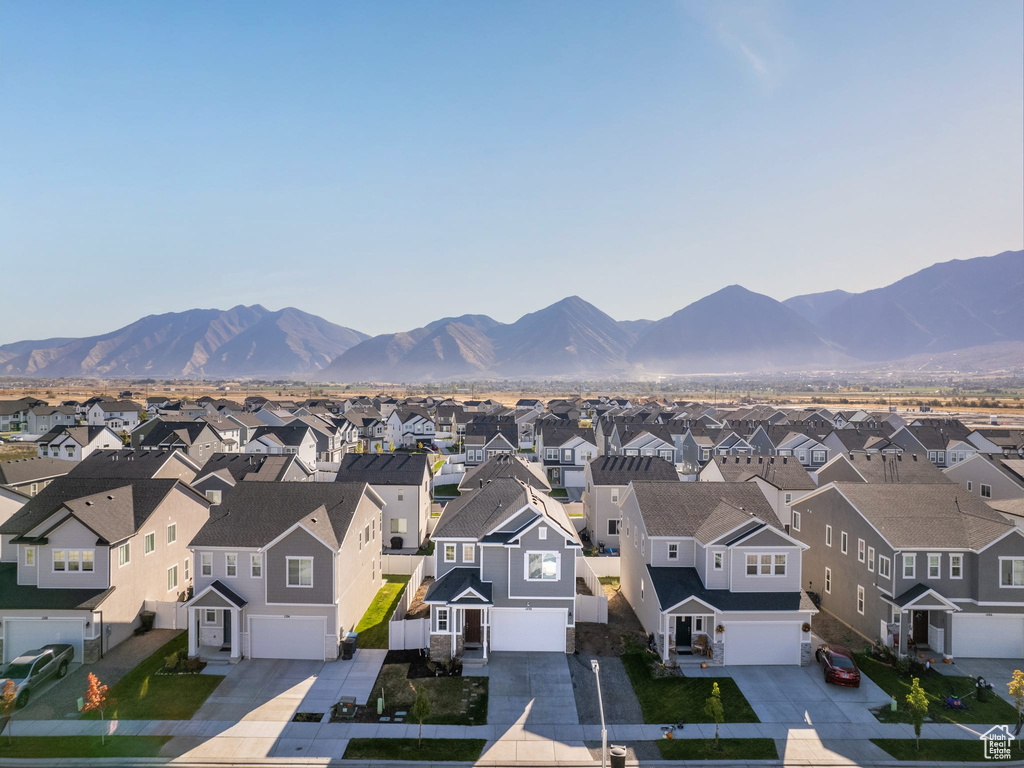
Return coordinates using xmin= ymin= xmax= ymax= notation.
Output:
xmin=575 ymin=594 xmax=608 ymax=624
xmin=389 ymin=618 xmax=429 ymax=651
xmin=144 ymin=600 xmax=187 ymax=630
xmin=582 ymin=557 xmax=620 ymax=578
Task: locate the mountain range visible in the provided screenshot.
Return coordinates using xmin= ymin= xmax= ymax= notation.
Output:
xmin=1 ymin=250 xmax=1021 ymax=380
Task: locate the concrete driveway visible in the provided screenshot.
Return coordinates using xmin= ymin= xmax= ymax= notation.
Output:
xmin=487 ymin=652 xmax=579 ymax=726
xmin=193 ymin=649 xmax=386 ymax=723
xmin=722 ymin=663 xmax=892 ymax=724
xmin=939 ymin=658 xmax=1022 ymax=706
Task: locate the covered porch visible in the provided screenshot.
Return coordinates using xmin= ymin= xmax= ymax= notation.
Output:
xmin=883 ymin=584 xmax=959 ymax=659
xmin=658 ymin=597 xmax=718 ymax=665
xmin=423 ymin=567 xmax=493 ymax=663
xmin=184 ymin=580 xmax=248 ymax=662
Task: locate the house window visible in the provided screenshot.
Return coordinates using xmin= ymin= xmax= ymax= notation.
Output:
xmin=641 ymin=578 xmax=644 ymax=600
xmin=118 ymin=542 xmax=131 ymax=567
xmin=746 ymin=553 xmax=787 ymax=576
xmin=358 ymin=532 xmax=362 ymax=550
xmin=444 ymin=544 xmax=456 ymax=563
xmin=225 ymin=553 xmax=237 ymax=577
xmin=562 ymin=449 xmax=572 ymax=462
xmin=538 ymin=527 xmax=547 ymax=541
xmin=166 ymin=524 xmax=177 ymax=545
xmin=184 ymin=556 xmax=190 ymax=581
xmin=713 ymin=552 xmax=723 ymax=570
xmin=390 ymin=518 xmax=408 ymax=534
xmin=857 ymin=585 xmax=865 ymax=615
xmin=53 ymin=550 xmax=65 ymax=571
xmin=436 ymin=607 xmax=448 ymax=632
xmin=792 ymin=510 xmax=801 ymax=532
xmin=927 ymin=554 xmax=940 ymax=579
xmin=857 ymin=539 xmax=865 ymax=563
xmin=840 ymin=532 xmax=848 ymax=554
xmin=784 ymin=493 xmax=793 ymax=505
xmin=397 ymin=489 xmax=404 ymax=502
xmin=667 ymin=543 xmax=678 ymax=560
xmin=825 ymin=567 xmax=832 ymax=594
xmin=24 ymin=548 xmax=34 ymax=566
xmin=251 ymin=553 xmax=262 ymax=578
xmin=463 ymin=544 xmax=475 ymax=562
xmin=812 ymin=450 xmax=826 ymax=464
xmin=878 ymin=555 xmax=891 ymax=578
xmin=610 ymin=489 xmax=619 ymax=503
xmin=967 ymin=481 xmax=973 ymax=492
xmin=144 ymin=532 xmax=156 ymax=555
xmin=928 ymin=451 xmax=937 ymax=463
xmin=206 ymin=490 xmax=222 ymax=505
xmin=546 ymin=448 xmax=558 ymax=460
xmin=287 ymin=556 xmax=313 ymax=587
xmin=868 ymin=546 xmax=875 ymax=572
xmin=981 ymin=484 xmax=992 ymax=498
xmin=825 ymin=525 xmax=832 ymax=547
xmin=204 ymin=609 xmax=217 ymax=624
xmin=364 ymin=524 xmax=370 ymax=544
xmin=903 ymin=554 xmax=915 ymax=579
xmin=201 ymin=552 xmax=212 ymax=576
xmin=1000 ymin=558 xmax=1024 ymax=587
xmin=607 ymin=519 xmax=620 ymax=536
xmin=701 ymin=448 xmax=711 ymax=461
xmin=167 ymin=564 xmax=178 ymax=592
xmin=949 ymin=553 xmax=962 ymax=579
xmin=526 ymin=552 xmax=559 ymax=581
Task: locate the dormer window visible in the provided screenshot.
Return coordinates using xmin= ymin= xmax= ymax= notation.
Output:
xmin=667 ymin=543 xmax=678 ymax=560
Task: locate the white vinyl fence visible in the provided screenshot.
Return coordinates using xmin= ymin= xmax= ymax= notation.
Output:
xmin=388 ymin=556 xmax=431 ymax=651
xmin=575 ymin=558 xmax=608 ymax=624
xmin=381 ymin=553 xmax=434 ymax=577
xmin=144 ymin=600 xmax=187 ymax=630
xmin=582 ymin=556 xmax=620 ymax=578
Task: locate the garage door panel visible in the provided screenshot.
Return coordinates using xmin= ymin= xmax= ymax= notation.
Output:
xmin=490 ymin=609 xmax=565 ymax=652
xmin=4 ymin=619 xmax=85 ymax=663
xmin=952 ymin=614 xmax=1024 ymax=659
xmin=249 ymin=617 xmax=325 ymax=660
xmin=724 ymin=622 xmax=800 ymax=666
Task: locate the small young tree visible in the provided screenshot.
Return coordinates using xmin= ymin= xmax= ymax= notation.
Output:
xmin=82 ymin=673 xmax=115 ymax=745
xmin=1009 ymin=669 xmax=1024 ymax=747
xmin=905 ymin=677 xmax=929 ymax=751
xmin=703 ymin=681 xmax=724 ymax=750
xmin=410 ymin=686 xmax=431 ymax=747
xmin=1 ymin=678 xmax=17 ymax=745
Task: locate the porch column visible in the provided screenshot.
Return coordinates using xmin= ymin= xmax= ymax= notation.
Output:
xmin=230 ymin=607 xmax=241 ymax=660
xmin=482 ymin=608 xmax=488 ymax=662
xmin=661 ymin=613 xmax=669 ymax=663
xmin=188 ymin=608 xmax=198 ymax=657
xmin=898 ymin=611 xmax=908 ymax=657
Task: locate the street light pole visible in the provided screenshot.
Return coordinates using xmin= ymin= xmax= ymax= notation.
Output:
xmin=591 ymin=659 xmax=607 ymax=768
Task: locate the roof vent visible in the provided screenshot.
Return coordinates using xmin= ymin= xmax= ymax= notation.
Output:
xmin=107 ymin=495 xmax=114 ymax=500
xmin=311 ymin=517 xmax=318 ymax=524
xmin=85 ymin=500 xmax=92 ymax=506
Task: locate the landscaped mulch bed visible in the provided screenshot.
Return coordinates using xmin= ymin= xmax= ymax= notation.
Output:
xmin=405 ymin=578 xmax=432 ymax=620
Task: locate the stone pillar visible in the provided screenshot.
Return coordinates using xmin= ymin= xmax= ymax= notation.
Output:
xmin=188 ymin=608 xmax=198 ymax=657
xmin=800 ymin=642 xmax=812 ymax=666
xmin=712 ymin=637 xmax=725 ymax=665
xmin=429 ymin=634 xmax=452 ymax=662
xmin=565 ymin=626 xmax=576 ymax=654
xmin=83 ymin=636 xmax=102 ymax=664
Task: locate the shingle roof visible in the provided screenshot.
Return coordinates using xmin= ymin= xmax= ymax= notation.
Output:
xmin=333 ymin=453 xmax=429 ymax=485
xmin=189 ymin=481 xmax=375 ymax=549
xmin=460 ymin=454 xmax=550 ymax=491
xmin=646 ymin=566 xmax=815 ymax=613
xmin=38 ymin=426 xmax=113 ymax=446
xmin=0 ymin=562 xmax=113 ymax=610
xmin=0 ymin=457 xmax=78 ymax=486
xmin=250 ymin=425 xmax=312 ymax=447
xmin=138 ymin=420 xmax=210 ymax=447
xmin=589 ymin=455 xmax=679 ymax=485
xmin=832 ymin=482 xmax=1014 ymax=550
xmin=195 ymin=453 xmax=311 ymax=484
xmin=709 ymin=455 xmax=815 ymax=490
xmin=539 ymin=424 xmax=595 ymax=446
xmin=423 ymin=567 xmax=493 ymax=605
xmin=818 ymin=452 xmax=950 ymax=484
xmin=70 ymin=449 xmax=201 ymax=479
xmin=629 ymin=481 xmax=781 ymax=538
xmin=433 ymin=477 xmax=577 ymax=542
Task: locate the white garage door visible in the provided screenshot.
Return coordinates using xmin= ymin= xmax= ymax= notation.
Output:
xmin=952 ymin=614 xmax=1024 ymax=659
xmin=249 ymin=617 xmax=325 ymax=660
xmin=490 ymin=609 xmax=565 ymax=652
xmin=4 ymin=619 xmax=85 ymax=663
xmin=725 ymin=622 xmax=801 ymax=666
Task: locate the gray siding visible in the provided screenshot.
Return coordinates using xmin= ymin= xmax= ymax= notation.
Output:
xmin=651 ymin=538 xmax=695 ymax=567
xmin=266 ymin=528 xmax=335 ymax=605
xmin=506 ymin=524 xmax=577 ymax=600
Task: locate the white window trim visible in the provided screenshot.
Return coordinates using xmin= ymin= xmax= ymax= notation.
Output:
xmin=825 ymin=524 xmax=832 ymax=547
xmin=840 ymin=532 xmax=848 ymax=555
xmin=225 ymin=552 xmax=238 ymax=578
xmin=524 ymin=551 xmax=560 ymax=582
xmin=903 ymin=553 xmax=916 ymax=579
xmin=167 ymin=564 xmax=179 ymax=592
xmin=857 ymin=538 xmax=866 ymax=563
xmin=443 ymin=544 xmax=456 ymax=563
xmin=998 ymin=556 xmax=1024 ymax=588
xmin=792 ymin=510 xmax=801 ymax=532
xmin=286 ymin=556 xmax=314 ymax=588
xmin=825 ymin=566 xmax=832 ymax=594
xmin=144 ymin=531 xmax=156 ymax=556
xmin=200 ymin=552 xmax=212 ymax=577
xmin=462 ymin=544 xmax=475 ymax=563
xmin=713 ymin=551 xmax=724 ymax=570
xmin=745 ymin=552 xmax=788 ymax=577
xmin=118 ymin=541 xmax=131 ymax=568
xmin=667 ymin=542 xmax=679 ymax=560
xmin=868 ymin=546 xmax=875 ymax=573
xmin=436 ymin=607 xmax=449 ymax=632
xmin=927 ymin=553 xmax=941 ymax=580
xmin=203 ymin=609 xmax=218 ymax=625
xmin=857 ymin=585 xmax=865 ymax=615
xmin=981 ymin=484 xmax=992 ymax=499
xmin=23 ymin=547 xmax=35 ymax=566
xmin=949 ymin=553 xmax=963 ymax=579
xmin=166 ymin=523 xmax=177 ymax=545
xmin=251 ymin=553 xmax=263 ymax=578
xmin=879 ymin=555 xmax=891 ymax=579
xmin=538 ymin=527 xmax=547 ymax=541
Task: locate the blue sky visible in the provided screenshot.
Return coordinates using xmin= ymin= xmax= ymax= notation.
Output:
xmin=1 ymin=0 xmax=1021 ymax=342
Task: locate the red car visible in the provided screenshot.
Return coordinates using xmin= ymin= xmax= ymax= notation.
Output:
xmin=815 ymin=645 xmax=861 ymax=687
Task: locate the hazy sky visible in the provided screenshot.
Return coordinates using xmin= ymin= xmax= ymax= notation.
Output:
xmin=2 ymin=0 xmax=1021 ymax=343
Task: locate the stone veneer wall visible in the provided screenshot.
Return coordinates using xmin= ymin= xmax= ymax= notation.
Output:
xmin=800 ymin=641 xmax=812 ymax=666
xmin=565 ymin=627 xmax=575 ymax=654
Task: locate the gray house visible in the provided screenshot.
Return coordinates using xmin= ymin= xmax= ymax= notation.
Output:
xmin=791 ymin=483 xmax=1024 ymax=659
xmin=425 ymin=478 xmax=582 ymax=661
xmin=185 ymin=482 xmax=385 ymax=662
xmin=334 ymin=454 xmax=431 ymax=550
xmin=583 ymin=455 xmax=678 ymax=551
xmin=619 ymin=482 xmax=815 ymax=667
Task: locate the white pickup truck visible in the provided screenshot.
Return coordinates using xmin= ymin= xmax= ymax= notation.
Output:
xmin=1 ymin=644 xmax=74 ymax=709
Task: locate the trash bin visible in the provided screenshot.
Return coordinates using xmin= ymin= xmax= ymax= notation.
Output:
xmin=139 ymin=611 xmax=156 ymax=633
xmin=341 ymin=632 xmax=357 ymax=660
xmin=609 ymin=744 xmax=627 ymax=768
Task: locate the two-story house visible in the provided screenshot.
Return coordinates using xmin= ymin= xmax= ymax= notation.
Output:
xmin=37 ymin=426 xmax=123 ymax=462
xmin=536 ymin=425 xmax=598 ymax=489
xmin=425 ymin=478 xmax=582 ymax=661
xmin=699 ymin=455 xmax=816 ymax=531
xmin=790 ymin=483 xmax=1024 ymax=659
xmin=618 ymin=482 xmax=815 ymax=666
xmin=334 ymin=454 xmax=431 ymax=550
xmin=0 ymin=476 xmax=210 ymax=663
xmin=583 ymin=456 xmax=678 ymax=551
xmin=943 ymin=454 xmax=1024 ymax=508
xmin=459 ymin=454 xmax=551 ymax=494
xmin=0 ymin=458 xmax=77 ymax=497
xmin=385 ymin=408 xmax=436 ymax=449
xmin=86 ymin=401 xmax=143 ymax=433
xmin=190 ymin=453 xmax=313 ymax=505
xmin=137 ymin=420 xmax=230 ymax=464
xmin=814 ymin=451 xmax=951 ymax=486
xmin=26 ymin=405 xmax=78 ymax=436
xmin=184 ymin=482 xmax=384 ymax=662
xmin=245 ymin=425 xmax=318 ymax=469
xmin=0 ymin=398 xmax=43 ymax=432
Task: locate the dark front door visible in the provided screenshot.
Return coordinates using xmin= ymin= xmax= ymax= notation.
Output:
xmin=911 ymin=611 xmax=927 ymax=646
xmin=465 ymin=610 xmax=481 ymax=645
xmin=676 ymin=616 xmax=692 ymax=649
xmin=222 ymin=610 xmax=232 ymax=651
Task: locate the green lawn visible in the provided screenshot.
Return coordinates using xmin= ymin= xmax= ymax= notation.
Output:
xmin=432 ymin=459 xmax=446 ymax=474
xmin=857 ymin=653 xmax=1019 ymax=725
xmin=621 ymin=651 xmax=758 ymax=724
xmin=369 ymin=663 xmax=487 ymax=725
xmin=598 ymin=576 xmax=620 ymax=587
xmin=871 ymin=738 xmax=1011 ymax=761
xmin=82 ymin=633 xmax=223 ymax=720
xmin=0 ymin=736 xmax=171 ymax=758
xmin=344 ymin=738 xmax=485 ymax=761
xmin=433 ymin=484 xmax=461 ymax=497
xmin=548 ymin=488 xmax=569 ymax=499
xmin=657 ymin=738 xmax=779 ymax=760
xmin=354 ymin=575 xmax=410 ymax=648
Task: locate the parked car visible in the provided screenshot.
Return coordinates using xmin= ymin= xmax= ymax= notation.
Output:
xmin=0 ymin=644 xmax=74 ymax=708
xmin=815 ymin=644 xmax=861 ymax=688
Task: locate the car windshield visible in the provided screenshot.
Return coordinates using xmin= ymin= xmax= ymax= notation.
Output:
xmin=831 ymin=654 xmax=856 ymax=669
xmin=2 ymin=662 xmax=33 ymax=678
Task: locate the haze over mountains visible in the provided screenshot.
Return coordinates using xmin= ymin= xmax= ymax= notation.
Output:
xmin=1 ymin=250 xmax=1021 ymax=380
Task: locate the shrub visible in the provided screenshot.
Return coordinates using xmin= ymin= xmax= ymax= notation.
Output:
xmin=163 ymin=652 xmax=179 ymax=672
xmin=182 ymin=657 xmax=204 ymax=674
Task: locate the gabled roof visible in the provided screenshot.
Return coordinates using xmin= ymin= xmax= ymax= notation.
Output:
xmin=708 ymin=455 xmax=815 ymax=490
xmin=627 ymin=481 xmax=782 ymax=538
xmin=0 ymin=562 xmax=113 ymax=610
xmin=189 ymin=481 xmax=379 ymax=549
xmin=884 ymin=583 xmax=959 ymax=611
xmin=433 ymin=477 xmax=577 ymax=542
xmin=646 ymin=565 xmax=816 ymax=614
xmin=37 ymin=426 xmax=115 ymax=445
xmin=195 ymin=453 xmax=312 ymax=484
xmin=334 ymin=453 xmax=429 ymax=485
xmin=70 ymin=449 xmax=202 ymax=480
xmin=539 ymin=424 xmax=596 ymax=447
xmin=817 ymin=451 xmax=950 ymax=484
xmin=460 ymin=454 xmax=551 ymax=491
xmin=588 ymin=455 xmax=679 ymax=485
xmin=423 ymin=567 xmax=493 ymax=605
xmin=138 ymin=420 xmax=211 ymax=447
xmin=250 ymin=425 xmax=313 ymax=447
xmin=0 ymin=457 xmax=78 ymax=486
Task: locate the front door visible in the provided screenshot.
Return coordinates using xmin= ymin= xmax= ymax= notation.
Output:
xmin=911 ymin=611 xmax=927 ymax=647
xmin=676 ymin=616 xmax=692 ymax=649
xmin=550 ymin=467 xmax=561 ymax=485
xmin=464 ymin=609 xmax=482 ymax=646
xmin=222 ymin=610 xmax=232 ymax=651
